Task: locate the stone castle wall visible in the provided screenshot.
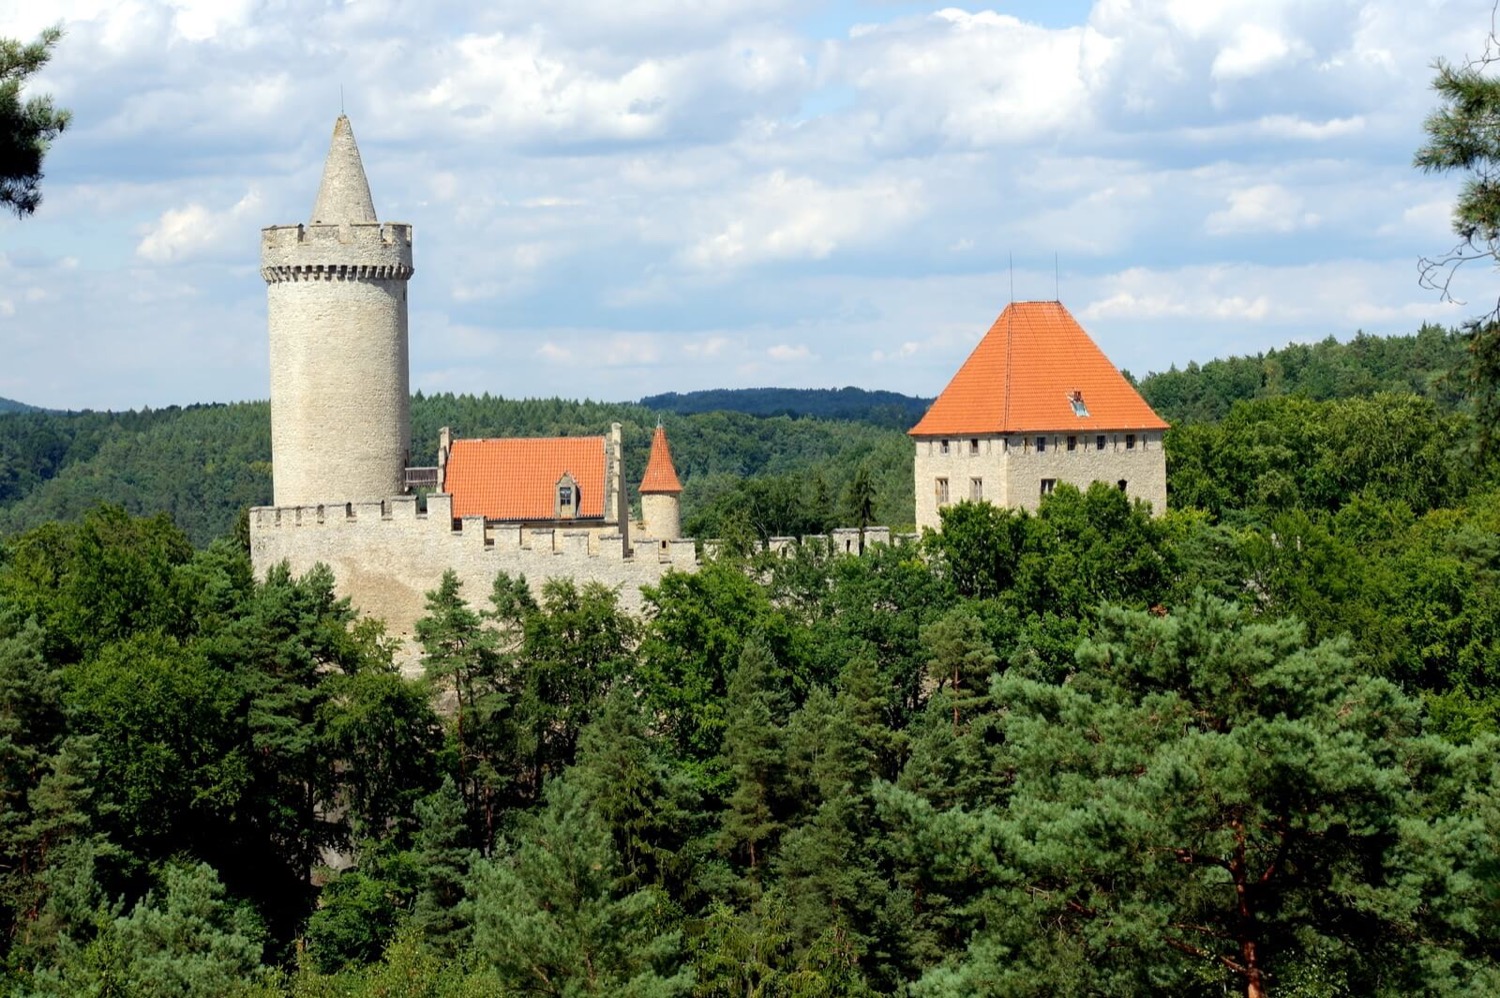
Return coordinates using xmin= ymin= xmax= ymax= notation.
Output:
xmin=914 ymin=430 xmax=1167 ymax=530
xmin=264 ymin=222 xmax=413 ymax=507
xmin=250 ymin=492 xmax=892 ymax=671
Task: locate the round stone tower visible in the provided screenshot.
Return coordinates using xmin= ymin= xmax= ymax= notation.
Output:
xmin=639 ymin=423 xmax=683 ymax=540
xmin=261 ymin=115 xmax=414 ymax=507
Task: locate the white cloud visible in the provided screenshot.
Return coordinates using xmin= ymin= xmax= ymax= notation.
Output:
xmin=0 ymin=0 xmax=1483 ymax=409
xmin=768 ymin=343 xmax=812 ymax=361
xmin=680 ymin=170 xmax=923 ymax=270
xmin=827 ymin=9 xmax=1091 ymax=149
xmin=1211 ymin=23 xmax=1300 ymax=80
xmin=135 ymin=189 xmax=263 ymax=263
xmin=1205 ymin=184 xmax=1317 ymax=235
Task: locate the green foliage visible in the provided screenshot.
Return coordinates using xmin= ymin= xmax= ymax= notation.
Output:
xmin=25 ymin=862 xmax=266 ymax=998
xmin=7 ymin=337 xmax=1500 ymax=997
xmin=890 ymin=599 xmax=1500 ymax=997
xmin=303 ymin=869 xmax=411 ymax=974
xmin=1415 ymin=44 xmax=1500 ymax=447
xmin=1166 ymin=393 xmax=1478 ymax=522
xmin=1138 ymin=326 xmax=1468 ymax=424
xmin=471 ymin=778 xmax=693 ymax=996
xmin=0 ymin=27 xmax=71 ymax=217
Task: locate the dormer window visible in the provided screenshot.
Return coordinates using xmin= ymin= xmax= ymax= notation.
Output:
xmin=1068 ymin=390 xmax=1089 ymax=417
xmin=555 ymin=472 xmax=580 ymax=520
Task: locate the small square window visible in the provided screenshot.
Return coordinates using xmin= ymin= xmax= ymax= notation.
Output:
xmin=1040 ymin=478 xmax=1057 ymax=496
xmin=558 ymin=485 xmax=573 ymax=506
xmin=1126 ymin=434 xmax=1136 ymax=450
xmin=1067 ymin=435 xmax=1077 ymax=451
xmin=1117 ymin=480 xmax=1128 ymax=492
xmin=1096 ymin=435 xmax=1106 ymax=450
xmin=940 ymin=440 xmax=950 ymax=455
xmin=970 ymin=477 xmax=983 ymax=500
xmin=935 ymin=477 xmax=949 ymax=504
xmin=1036 ymin=436 xmax=1047 ymax=453
xmin=970 ymin=438 xmax=980 ymax=455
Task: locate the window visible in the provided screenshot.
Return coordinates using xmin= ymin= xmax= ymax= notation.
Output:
xmin=940 ymin=440 xmax=950 ymax=455
xmin=1067 ymin=435 xmax=1077 ymax=451
xmin=935 ymin=478 xmax=949 ymax=504
xmin=1068 ymin=390 xmax=1090 ymax=417
xmin=970 ymin=438 xmax=980 ymax=455
xmin=555 ymin=472 xmax=580 ymax=519
xmin=1040 ymin=479 xmax=1057 ymax=497
xmin=970 ymin=477 xmax=983 ymax=501
xmin=1126 ymin=434 xmax=1136 ymax=450
xmin=1036 ymin=436 xmax=1047 ymax=453
xmin=1096 ymin=435 xmax=1106 ymax=450
xmin=1117 ymin=480 xmax=1128 ymax=491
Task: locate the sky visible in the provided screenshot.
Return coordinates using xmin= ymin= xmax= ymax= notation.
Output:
xmin=0 ymin=0 xmax=1493 ymax=410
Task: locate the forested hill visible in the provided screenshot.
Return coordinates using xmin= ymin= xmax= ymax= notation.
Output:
xmin=0 ymin=323 xmax=1477 ymax=546
xmin=640 ymin=386 xmax=931 ymax=428
xmin=0 ymin=396 xmax=41 ymax=413
xmin=1 ymin=395 xmax=917 ymax=546
xmin=1136 ymin=323 xmax=1467 ymax=424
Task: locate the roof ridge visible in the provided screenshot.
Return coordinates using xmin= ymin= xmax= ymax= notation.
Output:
xmin=1002 ymin=305 xmax=1013 ymax=430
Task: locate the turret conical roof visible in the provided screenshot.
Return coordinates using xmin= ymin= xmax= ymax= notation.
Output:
xmin=310 ymin=115 xmax=377 ymax=224
xmin=640 ymin=425 xmax=683 ymax=494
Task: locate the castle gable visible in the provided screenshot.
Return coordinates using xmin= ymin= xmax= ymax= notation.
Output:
xmin=445 ymin=436 xmax=607 ymax=521
xmin=910 ymin=301 xmax=1168 ymax=436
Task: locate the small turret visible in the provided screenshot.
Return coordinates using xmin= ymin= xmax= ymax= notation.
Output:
xmin=639 ymin=423 xmax=683 ymax=541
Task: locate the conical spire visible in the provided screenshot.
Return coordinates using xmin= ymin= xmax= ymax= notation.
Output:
xmin=310 ymin=115 xmax=377 ymax=224
xmin=640 ymin=424 xmax=683 ymax=494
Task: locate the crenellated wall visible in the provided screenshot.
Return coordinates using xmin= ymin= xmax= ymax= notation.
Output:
xmin=249 ymin=493 xmax=894 ymax=674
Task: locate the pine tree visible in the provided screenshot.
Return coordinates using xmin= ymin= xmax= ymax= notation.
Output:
xmin=717 ymin=638 xmax=787 ymax=877
xmin=470 ymin=779 xmax=692 ymax=996
xmin=893 ymin=598 xmax=1500 ymax=997
xmin=0 ymin=28 xmax=71 ymax=217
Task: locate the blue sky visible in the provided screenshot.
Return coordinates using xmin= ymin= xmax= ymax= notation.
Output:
xmin=0 ymin=0 xmax=1491 ymax=409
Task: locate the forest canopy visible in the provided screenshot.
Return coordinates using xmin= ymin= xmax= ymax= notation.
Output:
xmin=4 ymin=317 xmax=1500 ymax=995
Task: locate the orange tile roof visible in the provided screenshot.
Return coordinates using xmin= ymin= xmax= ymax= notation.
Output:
xmin=909 ymin=301 xmax=1169 ymax=436
xmin=445 ymin=436 xmax=607 ymax=520
xmin=640 ymin=425 xmax=683 ymax=494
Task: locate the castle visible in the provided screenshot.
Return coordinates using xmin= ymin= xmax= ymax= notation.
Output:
xmin=909 ymin=301 xmax=1169 ymax=530
xmin=248 ymin=116 xmax=1161 ymax=650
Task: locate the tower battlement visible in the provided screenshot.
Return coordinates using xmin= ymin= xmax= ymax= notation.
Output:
xmin=260 ymin=222 xmax=413 ymax=280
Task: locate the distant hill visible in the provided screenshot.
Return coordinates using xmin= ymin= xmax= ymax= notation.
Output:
xmin=1137 ymin=324 xmax=1468 ymax=425
xmin=0 ymin=326 xmax=1475 ymax=547
xmin=1 ymin=394 xmax=916 ymax=545
xmin=641 ymin=387 xmax=933 ymax=429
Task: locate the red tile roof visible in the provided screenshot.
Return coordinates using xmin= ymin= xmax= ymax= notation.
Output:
xmin=910 ymin=301 xmax=1168 ymax=436
xmin=445 ymin=436 xmax=607 ymax=520
xmin=640 ymin=425 xmax=683 ymax=494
